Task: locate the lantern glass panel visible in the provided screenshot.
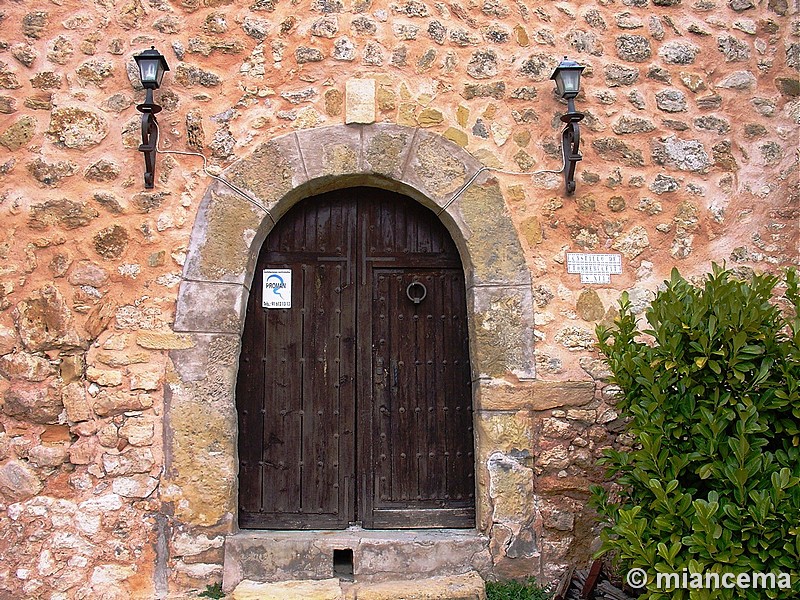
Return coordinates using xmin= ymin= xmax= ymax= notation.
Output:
xmin=139 ymin=59 xmax=160 ymax=85
xmin=560 ymin=70 xmax=581 ymax=95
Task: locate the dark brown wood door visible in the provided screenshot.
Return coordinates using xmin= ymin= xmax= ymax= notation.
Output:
xmin=236 ymin=188 xmax=474 ymax=530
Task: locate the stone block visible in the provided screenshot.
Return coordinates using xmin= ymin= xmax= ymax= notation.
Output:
xmin=3 ymin=383 xmax=63 ymax=424
xmin=169 ymin=334 xmax=240 ymax=383
xmin=111 ymin=475 xmax=159 ymax=498
xmin=135 ymin=331 xmax=195 ymax=350
xmin=530 ymin=381 xmax=595 ymax=411
xmin=457 ymin=177 xmax=528 ymax=286
xmin=223 ymin=134 xmax=308 ymax=212
xmin=91 ymin=389 xmax=153 ymax=417
xmin=173 ymin=281 xmax=248 ymax=334
xmin=61 ymin=381 xmax=92 ymax=423
xmin=172 ymin=532 xmax=225 ymax=558
xmin=0 ymin=352 xmax=54 ymax=382
xmin=469 ymin=286 xmax=535 ymax=379
xmin=233 ymin=579 xmax=342 ymax=600
xmin=28 ymin=442 xmax=69 ymax=468
xmin=181 ymin=188 xmax=270 ymax=286
xmin=163 ymin=381 xmax=237 ymax=528
xmin=0 ymin=324 xmax=17 ymax=355
xmin=356 ymin=533 xmax=491 ymax=582
xmin=475 ymin=412 xmax=533 ymax=458
xmin=86 ymin=366 xmax=122 ymax=387
xmin=102 ymin=447 xmax=155 ymax=476
xmin=362 ymin=124 xmax=416 ymax=180
xmin=355 ymin=572 xmax=486 ymax=600
xmin=487 ymin=452 xmax=534 ymax=525
xmin=403 ymin=131 xmax=476 ymax=207
xmin=345 ymin=78 xmax=376 ymax=124
xmin=129 ymin=367 xmax=161 ymax=391
xmin=12 ymin=285 xmax=84 ymax=352
xmin=296 ymin=124 xmax=363 ymax=183
xmin=474 ymin=382 xmax=531 ymax=410
xmin=0 ymin=459 xmax=43 ymax=502
xmin=224 ymin=534 xmax=333 ymax=588
xmin=119 ymin=416 xmax=155 ymax=446
xmin=223 ymin=530 xmax=491 ymax=591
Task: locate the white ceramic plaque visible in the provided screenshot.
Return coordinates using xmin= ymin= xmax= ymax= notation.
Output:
xmin=566 ymin=253 xmax=622 ymax=284
xmin=262 ymin=269 xmax=292 ymax=308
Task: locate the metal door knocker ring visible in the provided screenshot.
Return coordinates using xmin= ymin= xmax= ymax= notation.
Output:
xmin=406 ymin=281 xmax=427 ymax=304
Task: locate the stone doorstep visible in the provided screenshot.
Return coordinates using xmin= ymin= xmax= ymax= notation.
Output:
xmin=223 ymin=529 xmax=491 ymax=592
xmin=231 ymin=572 xmax=487 ymax=600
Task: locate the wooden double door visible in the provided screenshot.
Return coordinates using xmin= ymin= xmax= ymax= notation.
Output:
xmin=236 ymin=187 xmax=475 ymax=530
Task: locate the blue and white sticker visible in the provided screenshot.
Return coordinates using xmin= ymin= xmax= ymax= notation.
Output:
xmin=262 ymin=269 xmax=292 ymax=308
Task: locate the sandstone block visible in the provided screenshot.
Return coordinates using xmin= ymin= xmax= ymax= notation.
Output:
xmin=174 ymin=63 xmax=221 ymax=88
xmin=575 ymin=290 xmax=605 ymax=321
xmin=473 ymin=286 xmax=535 ymax=378
xmin=111 ymin=475 xmax=159 ymax=498
xmin=651 ymin=135 xmax=711 ymax=173
xmin=0 ymin=352 xmax=54 ymax=382
xmin=0 ymin=325 xmax=17 ymax=355
xmin=233 ymin=579 xmax=342 ymax=600
xmin=90 ymin=564 xmax=135 ymax=587
xmin=136 ymin=331 xmax=195 ymax=350
xmin=79 ymin=493 xmax=123 ymax=513
xmin=47 ymin=107 xmax=108 ymax=149
xmin=29 ymin=197 xmax=95 ymax=227
xmin=129 ymin=368 xmax=161 ymax=391
xmin=0 ymin=116 xmax=36 ymax=151
xmin=3 ymin=383 xmax=63 ymax=424
xmin=615 ymin=34 xmax=651 ymax=62
xmin=488 ymin=452 xmax=534 ymax=525
xmin=345 ymin=78 xmax=376 ymax=124
xmin=119 ymin=416 xmax=155 ymax=446
xmin=612 ymin=225 xmax=650 ymax=259
xmin=355 ymin=572 xmax=486 ymax=600
xmin=86 ymin=367 xmax=122 ymax=387
xmin=61 ymin=381 xmax=92 ymax=422
xmin=59 ymin=355 xmax=83 ymax=384
xmin=13 ymin=285 xmax=84 ymax=352
xmin=173 ymin=281 xmax=247 ymax=334
xmin=357 ymin=126 xmax=412 ymax=181
xmin=92 ymin=390 xmax=153 ymax=417
xmin=173 ymin=532 xmax=224 ymax=557
xmin=475 ymin=412 xmax=533 ymax=457
xmin=28 ymin=443 xmax=69 ymax=468
xmin=69 ymin=436 xmax=99 ymax=465
xmin=0 ymin=459 xmax=43 ymax=502
xmin=102 ymin=447 xmax=155 ymax=476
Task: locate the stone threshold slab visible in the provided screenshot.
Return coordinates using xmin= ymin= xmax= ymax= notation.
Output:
xmin=223 ymin=529 xmax=491 ymax=592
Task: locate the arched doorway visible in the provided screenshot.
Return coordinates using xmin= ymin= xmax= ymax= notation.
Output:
xmin=236 ymin=187 xmax=475 ymax=530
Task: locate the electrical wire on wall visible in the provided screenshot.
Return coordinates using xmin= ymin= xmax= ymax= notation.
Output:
xmin=155 ymin=139 xmax=276 ymax=224
xmin=435 ymin=155 xmax=566 ymax=216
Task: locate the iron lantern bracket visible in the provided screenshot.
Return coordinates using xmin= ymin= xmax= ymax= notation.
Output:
xmin=136 ymin=88 xmax=162 ymax=190
xmin=560 ymin=109 xmax=584 ymax=196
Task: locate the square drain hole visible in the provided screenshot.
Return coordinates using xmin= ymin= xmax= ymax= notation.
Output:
xmin=333 ymin=548 xmax=354 ymax=581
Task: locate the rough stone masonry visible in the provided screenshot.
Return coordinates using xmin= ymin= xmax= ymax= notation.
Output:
xmin=0 ymin=0 xmax=797 ymax=597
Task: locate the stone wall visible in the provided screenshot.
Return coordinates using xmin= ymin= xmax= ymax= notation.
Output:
xmin=0 ymin=0 xmax=797 ymax=597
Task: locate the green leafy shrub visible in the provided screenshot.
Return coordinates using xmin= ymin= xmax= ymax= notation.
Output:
xmin=485 ymin=577 xmax=552 ymax=600
xmin=198 ymin=582 xmax=225 ymax=599
xmin=591 ymin=266 xmax=800 ymax=599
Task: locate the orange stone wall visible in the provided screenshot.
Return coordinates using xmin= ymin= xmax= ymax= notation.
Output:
xmin=0 ymin=0 xmax=797 ymax=597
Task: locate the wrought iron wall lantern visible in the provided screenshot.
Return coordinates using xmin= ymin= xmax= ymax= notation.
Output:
xmin=551 ymin=57 xmax=585 ymax=196
xmin=134 ymin=47 xmax=170 ymax=189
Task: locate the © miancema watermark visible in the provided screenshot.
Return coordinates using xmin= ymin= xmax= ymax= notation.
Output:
xmin=626 ymin=568 xmax=794 ymax=591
